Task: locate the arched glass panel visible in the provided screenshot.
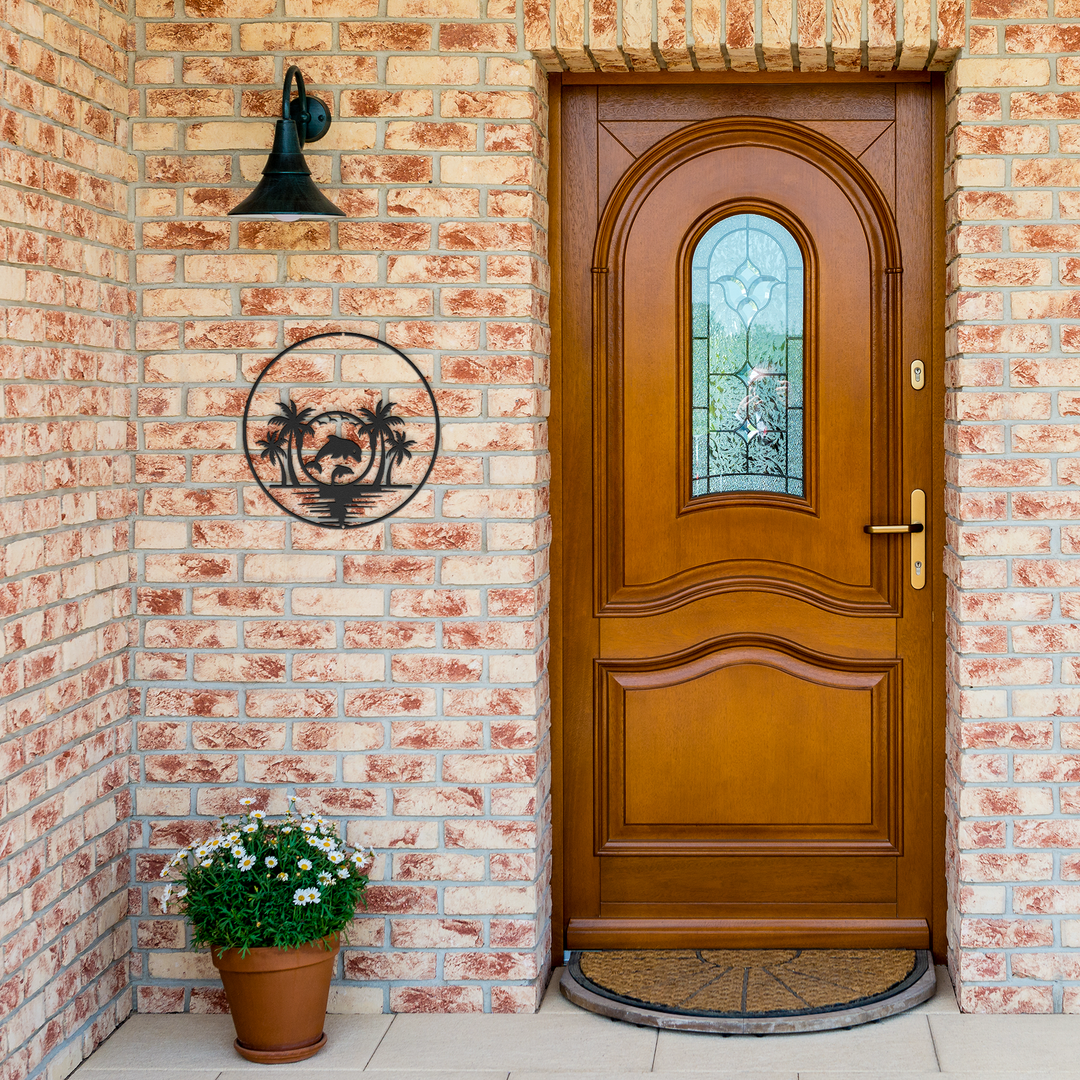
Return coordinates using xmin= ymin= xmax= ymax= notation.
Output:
xmin=691 ymin=213 xmax=805 ymax=498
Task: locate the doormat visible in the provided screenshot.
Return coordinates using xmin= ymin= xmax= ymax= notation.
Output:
xmin=561 ymin=949 xmax=936 ymax=1034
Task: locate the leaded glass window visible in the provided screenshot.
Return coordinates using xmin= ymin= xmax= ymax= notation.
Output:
xmin=691 ymin=213 xmax=805 ymax=498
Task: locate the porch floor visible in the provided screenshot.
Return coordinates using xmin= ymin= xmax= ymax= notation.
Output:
xmin=72 ymin=966 xmax=1080 ymax=1078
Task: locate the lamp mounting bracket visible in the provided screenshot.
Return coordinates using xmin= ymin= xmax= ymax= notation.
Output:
xmin=282 ymin=64 xmax=331 ymax=146
xmin=287 ymin=94 xmax=331 ymax=145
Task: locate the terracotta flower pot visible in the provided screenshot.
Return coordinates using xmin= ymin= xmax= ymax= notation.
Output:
xmin=211 ymin=935 xmax=339 ymax=1064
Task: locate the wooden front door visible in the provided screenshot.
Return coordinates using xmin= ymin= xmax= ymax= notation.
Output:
xmin=557 ymin=79 xmax=944 ymax=953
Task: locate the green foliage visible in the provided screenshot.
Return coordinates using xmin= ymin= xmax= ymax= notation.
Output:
xmin=160 ymin=798 xmax=374 ymax=954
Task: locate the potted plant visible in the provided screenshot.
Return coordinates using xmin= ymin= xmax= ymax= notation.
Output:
xmin=160 ymin=796 xmax=375 ymax=1063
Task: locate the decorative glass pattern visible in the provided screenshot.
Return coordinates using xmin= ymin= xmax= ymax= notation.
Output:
xmin=691 ymin=213 xmax=805 ymax=498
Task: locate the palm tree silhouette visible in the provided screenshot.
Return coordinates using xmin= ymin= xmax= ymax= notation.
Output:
xmin=383 ymin=428 xmax=416 ymax=487
xmin=356 ymin=399 xmax=405 ymax=489
xmin=257 ymin=428 xmax=289 ymax=486
xmin=268 ymin=399 xmax=317 ymax=486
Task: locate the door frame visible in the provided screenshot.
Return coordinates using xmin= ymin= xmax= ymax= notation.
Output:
xmin=548 ymin=71 xmax=948 ymax=966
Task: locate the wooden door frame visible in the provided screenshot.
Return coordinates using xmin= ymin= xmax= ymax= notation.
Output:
xmin=548 ymin=71 xmax=948 ymax=967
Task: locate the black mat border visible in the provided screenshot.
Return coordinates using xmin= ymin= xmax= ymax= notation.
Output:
xmin=567 ymin=949 xmax=930 ymax=1020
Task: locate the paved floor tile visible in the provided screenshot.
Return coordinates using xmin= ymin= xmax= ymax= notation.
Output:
xmin=226 ymin=1073 xmax=508 ymax=1079
xmin=539 ymin=968 xmax=579 ymax=1014
xmin=510 ymin=1073 xmax=798 ymax=1080
xmin=792 ymin=1074 xmax=945 ymax=1080
xmin=349 ymin=1073 xmax=509 ymax=1079
xmin=73 ymin=1014 xmax=393 ymax=1072
xmin=72 ymin=1072 xmax=220 ymax=1080
xmin=929 ymin=1014 xmax=1080 ymax=1073
xmin=367 ymin=1013 xmax=657 ymax=1072
xmin=654 ymin=1015 xmax=939 ymax=1073
xmin=797 ymin=1075 xmax=1072 ymax=1080
xmin=907 ymin=967 xmax=959 ymax=1015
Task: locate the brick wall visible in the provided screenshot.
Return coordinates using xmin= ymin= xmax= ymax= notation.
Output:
xmin=16 ymin=0 xmax=1080 ymax=1066
xmin=0 ymin=0 xmax=137 ymax=1073
xmin=944 ymin=14 xmax=1080 ymax=1014
xmin=127 ymin=4 xmax=553 ymax=1016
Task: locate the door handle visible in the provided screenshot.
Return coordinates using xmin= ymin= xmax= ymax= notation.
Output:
xmin=863 ymin=490 xmax=926 ymax=590
xmin=863 ymin=523 xmax=923 ymax=534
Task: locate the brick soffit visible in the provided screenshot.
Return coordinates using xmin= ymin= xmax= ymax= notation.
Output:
xmin=524 ymin=0 xmax=962 ymax=72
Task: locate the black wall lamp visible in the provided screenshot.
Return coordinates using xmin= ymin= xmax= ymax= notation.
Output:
xmin=229 ymin=65 xmax=345 ymax=221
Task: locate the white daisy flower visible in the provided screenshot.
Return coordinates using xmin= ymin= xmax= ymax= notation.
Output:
xmin=301 ymin=822 xmax=317 ymax=834
xmin=175 ymin=887 xmax=187 ymax=899
xmin=315 ymin=838 xmax=335 ymax=852
xmin=276 ymin=872 xmax=289 ymax=881
xmin=239 ymin=855 xmax=256 ymax=871
xmin=297 ymin=858 xmax=312 ymax=871
xmin=240 ymin=797 xmax=255 ymax=806
xmin=250 ymin=810 xmax=266 ymax=820
xmin=194 ymin=846 xmax=209 ymax=860
xmin=281 ymin=827 xmax=293 ymax=834
xmin=264 ymin=856 xmax=278 ymax=868
xmin=226 ymin=832 xmax=241 ymax=844
xmin=328 ymin=851 xmax=345 ymax=864
xmin=201 ymin=859 xmax=213 ymax=868
xmin=318 ymin=872 xmax=333 ymax=886
xmin=292 ymin=887 xmax=321 ymax=906
xmin=242 ymin=822 xmax=258 ymax=834
xmin=231 ymin=845 xmax=246 ymax=859
xmin=161 ymin=884 xmax=173 ymax=911
xmin=336 ymin=867 xmax=350 ymax=879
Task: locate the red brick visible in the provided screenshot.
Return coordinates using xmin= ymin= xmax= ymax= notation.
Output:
xmin=344 ymin=951 xmax=436 ymax=980
xmin=144 ymin=755 xmax=237 ymax=783
xmin=390 ymin=986 xmax=483 ymax=1012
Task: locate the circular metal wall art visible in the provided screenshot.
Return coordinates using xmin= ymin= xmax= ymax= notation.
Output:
xmin=242 ymin=331 xmax=440 ymax=529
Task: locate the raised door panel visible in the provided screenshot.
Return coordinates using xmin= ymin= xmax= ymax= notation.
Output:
xmin=597 ymin=642 xmax=900 ymax=855
xmin=595 ymin=121 xmax=902 ymax=618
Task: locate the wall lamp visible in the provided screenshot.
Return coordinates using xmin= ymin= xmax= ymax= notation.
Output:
xmin=229 ymin=65 xmax=345 ymax=222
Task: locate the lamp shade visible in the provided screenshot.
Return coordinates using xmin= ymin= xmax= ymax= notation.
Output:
xmin=229 ymin=66 xmax=345 ymax=221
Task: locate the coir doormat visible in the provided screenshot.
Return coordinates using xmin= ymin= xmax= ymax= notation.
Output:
xmin=562 ymin=949 xmax=935 ymax=1034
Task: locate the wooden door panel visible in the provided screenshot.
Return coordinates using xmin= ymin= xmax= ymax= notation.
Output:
xmin=596 ymin=122 xmax=903 ymax=619
xmin=623 ymin=667 xmax=874 ymax=827
xmin=597 ymin=84 xmax=897 ymax=122
xmin=599 ymin=593 xmax=896 ymax=659
xmin=797 ymin=120 xmax=893 ymax=157
xmin=560 ymin=80 xmax=941 ymax=951
xmin=596 ymin=116 xmax=900 ymax=225
xmin=858 ymin=129 xmax=897 ymax=211
xmin=597 ymin=642 xmax=899 ymax=853
xmin=601 ymin=856 xmax=897 ymax=905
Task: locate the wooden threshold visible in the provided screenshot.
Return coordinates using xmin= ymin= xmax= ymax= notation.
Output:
xmin=567 ymin=918 xmax=931 ymax=950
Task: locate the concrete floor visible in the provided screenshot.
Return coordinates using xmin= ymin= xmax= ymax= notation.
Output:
xmin=72 ymin=966 xmax=1080 ymax=1078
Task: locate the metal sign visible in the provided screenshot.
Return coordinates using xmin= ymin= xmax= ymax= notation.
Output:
xmin=242 ymin=331 xmax=440 ymax=529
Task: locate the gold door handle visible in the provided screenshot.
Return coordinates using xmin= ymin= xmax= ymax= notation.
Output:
xmin=863 ymin=490 xmax=926 ymax=590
